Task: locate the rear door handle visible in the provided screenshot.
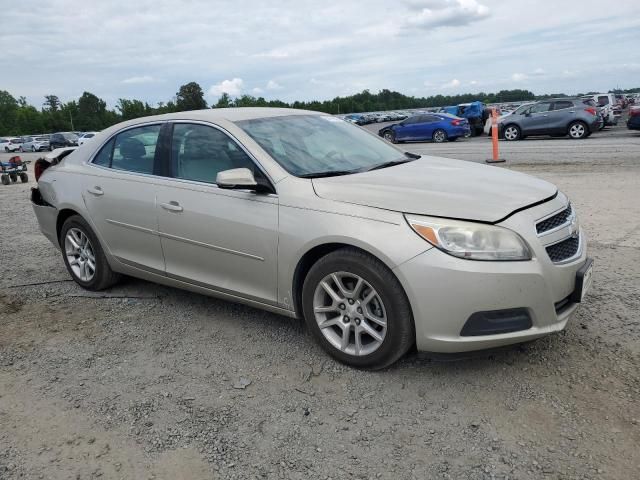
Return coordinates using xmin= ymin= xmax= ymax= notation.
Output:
xmin=87 ymin=186 xmax=103 ymax=196
xmin=160 ymin=201 xmax=183 ymax=213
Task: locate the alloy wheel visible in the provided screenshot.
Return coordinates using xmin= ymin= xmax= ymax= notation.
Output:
xmin=433 ymin=130 xmax=446 ymax=143
xmin=504 ymin=126 xmax=519 ymax=140
xmin=312 ymin=272 xmax=387 ymax=356
xmin=569 ymin=123 xmax=585 ymax=139
xmin=64 ymin=228 xmax=96 ymax=282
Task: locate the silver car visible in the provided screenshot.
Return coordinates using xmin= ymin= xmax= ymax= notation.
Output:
xmin=31 ymin=108 xmax=593 ymax=369
xmin=21 ymin=135 xmax=50 ymax=152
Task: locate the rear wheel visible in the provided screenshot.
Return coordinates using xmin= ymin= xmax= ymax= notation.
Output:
xmin=31 ymin=146 xmax=36 ymax=152
xmin=503 ymin=124 xmax=521 ymax=141
xmin=20 ymin=173 xmax=28 ymax=183
xmin=383 ymin=130 xmax=397 ymax=144
xmin=432 ymin=129 xmax=447 ymax=143
xmin=302 ymin=248 xmax=414 ymax=370
xmin=568 ymin=121 xmax=588 ymax=139
xmin=9 ymin=174 xmax=17 ymax=183
xmin=1 ymin=175 xmax=9 ymax=185
xmin=60 ymin=215 xmax=120 ymax=291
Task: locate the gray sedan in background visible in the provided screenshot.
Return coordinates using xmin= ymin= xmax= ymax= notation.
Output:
xmin=500 ymin=98 xmax=601 ymax=140
xmin=31 ymin=108 xmax=592 ymax=369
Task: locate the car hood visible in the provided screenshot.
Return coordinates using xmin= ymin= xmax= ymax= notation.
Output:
xmin=312 ymin=157 xmax=557 ymax=223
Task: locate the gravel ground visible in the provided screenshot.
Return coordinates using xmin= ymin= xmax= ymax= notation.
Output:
xmin=1 ymin=122 xmax=639 ymax=479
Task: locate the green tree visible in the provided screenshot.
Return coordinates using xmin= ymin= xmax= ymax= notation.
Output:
xmin=215 ymin=92 xmax=232 ymax=108
xmin=117 ymin=98 xmax=153 ymax=120
xmin=176 ymin=82 xmax=207 ymax=111
xmin=0 ymin=90 xmax=19 ymax=135
xmin=76 ymin=92 xmax=108 ymax=130
xmin=44 ymin=95 xmax=62 ymax=111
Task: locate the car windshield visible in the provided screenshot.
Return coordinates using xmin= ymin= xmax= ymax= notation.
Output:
xmin=236 ymin=115 xmax=405 ymax=177
xmin=35 ymin=137 xmax=48 ymax=141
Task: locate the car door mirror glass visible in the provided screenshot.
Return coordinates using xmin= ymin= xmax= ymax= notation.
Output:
xmin=216 ymin=168 xmax=257 ymax=189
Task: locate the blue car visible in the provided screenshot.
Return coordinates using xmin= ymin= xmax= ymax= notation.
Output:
xmin=627 ymin=107 xmax=640 ymax=130
xmin=378 ymin=113 xmax=471 ymax=143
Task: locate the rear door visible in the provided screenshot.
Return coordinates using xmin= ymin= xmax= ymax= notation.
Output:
xmin=82 ymin=123 xmax=166 ymax=273
xmin=549 ymin=100 xmax=576 ymax=133
xmin=155 ymin=122 xmax=279 ymax=304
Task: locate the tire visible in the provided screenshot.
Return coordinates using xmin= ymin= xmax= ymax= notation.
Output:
xmin=432 ymin=129 xmax=448 ymax=143
xmin=9 ymin=174 xmax=17 ymax=183
xmin=20 ymin=173 xmax=28 ymax=183
xmin=301 ymin=248 xmax=414 ymax=370
xmin=1 ymin=175 xmax=9 ymax=185
xmin=503 ymin=124 xmax=521 ymax=141
xmin=448 ymin=136 xmax=458 ymax=142
xmin=32 ymin=146 xmax=36 ymax=152
xmin=18 ymin=146 xmax=23 ymax=152
xmin=383 ymin=130 xmax=397 ymax=144
xmin=4 ymin=147 xmax=8 ymax=153
xmin=60 ymin=215 xmax=120 ymax=291
xmin=568 ymin=121 xmax=588 ymax=139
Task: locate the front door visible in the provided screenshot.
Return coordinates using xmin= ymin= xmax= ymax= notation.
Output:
xmin=520 ymin=102 xmax=552 ymax=135
xmin=156 ymin=122 xmax=279 ymax=305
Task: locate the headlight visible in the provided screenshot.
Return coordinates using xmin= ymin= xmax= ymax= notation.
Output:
xmin=405 ymin=214 xmax=532 ymax=261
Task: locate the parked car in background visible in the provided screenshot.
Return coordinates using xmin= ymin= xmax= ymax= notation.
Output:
xmin=583 ymin=94 xmax=619 ymax=126
xmin=31 ymin=107 xmax=592 ymax=369
xmin=627 ymin=105 xmax=640 ymax=131
xmin=379 ymin=113 xmax=470 ymax=143
xmin=21 ymin=135 xmax=50 ymax=152
xmin=78 ymin=132 xmax=98 ymax=145
xmin=484 ymin=102 xmax=536 ymax=135
xmin=2 ymin=138 xmax=23 ymax=152
xmin=441 ymin=101 xmax=487 ymax=136
xmin=500 ymin=99 xmax=600 ymax=141
xmin=49 ymin=132 xmax=79 ymax=150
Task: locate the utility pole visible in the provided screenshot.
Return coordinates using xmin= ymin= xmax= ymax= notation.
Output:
xmin=69 ymin=111 xmax=74 ymax=130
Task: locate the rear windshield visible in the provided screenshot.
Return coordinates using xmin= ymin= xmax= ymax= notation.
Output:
xmin=35 ymin=136 xmax=48 ymax=141
xmin=582 ymin=99 xmax=597 ymax=107
xmin=597 ymin=96 xmax=609 ymax=106
xmin=63 ymin=133 xmax=79 ymax=140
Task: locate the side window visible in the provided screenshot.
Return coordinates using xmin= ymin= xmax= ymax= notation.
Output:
xmin=111 ymin=125 xmax=161 ymax=174
xmin=552 ymin=101 xmax=573 ymax=111
xmin=529 ymin=102 xmax=551 ymax=114
xmin=92 ymin=138 xmax=114 ymax=167
xmin=597 ymin=96 xmax=609 ymax=106
xmin=171 ymin=124 xmax=256 ymax=184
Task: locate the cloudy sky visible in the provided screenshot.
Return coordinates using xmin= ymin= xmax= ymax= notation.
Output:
xmin=2 ymin=0 xmax=639 ymax=107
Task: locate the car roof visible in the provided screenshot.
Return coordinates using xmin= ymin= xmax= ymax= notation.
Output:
xmin=118 ymin=107 xmax=323 ymax=126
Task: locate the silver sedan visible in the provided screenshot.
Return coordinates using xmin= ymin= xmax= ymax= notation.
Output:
xmin=32 ymin=108 xmax=592 ymax=369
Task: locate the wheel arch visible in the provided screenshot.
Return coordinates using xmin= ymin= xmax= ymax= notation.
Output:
xmin=291 ymin=241 xmax=411 ymax=322
xmin=56 ymin=208 xmax=83 ymax=245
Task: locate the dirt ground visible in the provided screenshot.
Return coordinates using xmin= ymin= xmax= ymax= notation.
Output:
xmin=1 ymin=126 xmax=639 ymax=480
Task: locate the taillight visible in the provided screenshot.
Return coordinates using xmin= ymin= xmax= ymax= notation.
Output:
xmin=451 ymin=119 xmax=462 ymax=126
xmin=584 ymin=107 xmax=597 ymax=116
xmin=34 ymin=159 xmax=50 ymax=182
xmin=630 ymin=108 xmax=640 ymax=117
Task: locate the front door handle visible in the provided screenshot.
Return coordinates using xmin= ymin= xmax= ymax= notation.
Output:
xmin=87 ymin=186 xmax=103 ymax=196
xmin=160 ymin=201 xmax=183 ymax=213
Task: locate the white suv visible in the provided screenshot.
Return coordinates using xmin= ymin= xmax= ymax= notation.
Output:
xmin=583 ymin=94 xmax=619 ymax=126
xmin=2 ymin=138 xmax=23 ymax=153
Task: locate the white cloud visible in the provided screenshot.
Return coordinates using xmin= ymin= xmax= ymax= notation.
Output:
xmin=532 ymin=68 xmax=545 ymax=76
xmin=405 ymin=0 xmax=490 ymax=29
xmin=511 ymin=73 xmax=527 ymax=82
xmin=442 ymin=78 xmax=461 ymax=88
xmin=252 ymin=87 xmax=264 ymax=94
xmin=469 ymin=80 xmax=478 ymax=85
xmin=208 ymin=78 xmax=244 ymax=97
xmin=122 ymin=75 xmax=156 ymax=84
xmin=266 ymin=80 xmax=283 ymax=90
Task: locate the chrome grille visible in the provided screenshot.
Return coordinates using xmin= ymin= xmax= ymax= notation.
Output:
xmin=537 ymin=204 xmax=572 ymax=234
xmin=546 ymin=235 xmax=580 ymax=263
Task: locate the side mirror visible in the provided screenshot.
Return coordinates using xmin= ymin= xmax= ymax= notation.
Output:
xmin=216 ymin=168 xmax=257 ymax=190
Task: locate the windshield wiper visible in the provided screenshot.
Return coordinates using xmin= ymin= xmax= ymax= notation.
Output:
xmin=404 ymin=151 xmax=421 ymax=159
xmin=298 ymin=170 xmax=358 ymax=179
xmin=365 ymin=158 xmax=415 ymax=172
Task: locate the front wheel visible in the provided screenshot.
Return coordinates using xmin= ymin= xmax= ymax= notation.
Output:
xmin=432 ymin=129 xmax=447 ymax=143
xmin=503 ymin=124 xmax=521 ymax=141
xmin=568 ymin=121 xmax=588 ymax=139
xmin=1 ymin=175 xmax=9 ymax=185
xmin=9 ymin=174 xmax=17 ymax=183
xmin=302 ymin=248 xmax=414 ymax=370
xmin=60 ymin=215 xmax=120 ymax=291
xmin=20 ymin=173 xmax=28 ymax=183
xmin=31 ymin=146 xmax=36 ymax=152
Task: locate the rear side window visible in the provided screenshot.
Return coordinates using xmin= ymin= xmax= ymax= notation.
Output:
xmin=597 ymin=96 xmax=609 ymax=106
xmin=91 ymin=124 xmax=161 ymax=174
xmin=552 ymin=101 xmax=573 ymax=111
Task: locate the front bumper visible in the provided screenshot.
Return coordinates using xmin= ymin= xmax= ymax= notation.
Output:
xmin=394 ymin=195 xmax=589 ymax=353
